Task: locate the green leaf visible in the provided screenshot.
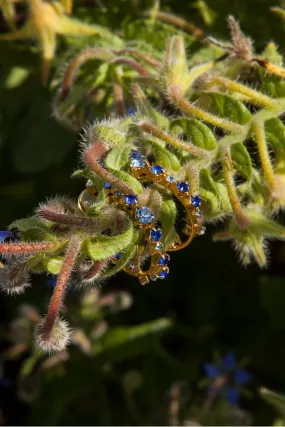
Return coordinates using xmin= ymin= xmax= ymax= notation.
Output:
xmin=265 ymin=118 xmax=285 ymax=151
xmin=45 ymin=257 xmax=64 ymax=275
xmin=205 ymin=92 xmax=251 ymax=124
xmin=123 ymin=19 xmax=194 ymax=50
xmin=20 ymin=354 xmax=42 ymax=378
xmin=105 ymin=143 xmax=132 ymax=170
xmin=84 ymin=218 xmax=134 ymax=260
xmin=159 ymin=197 xmax=177 ymax=247
xmin=111 ymin=169 xmax=143 ymax=194
xmin=231 ymin=142 xmax=253 ymax=179
xmin=9 ymin=217 xmax=51 ymax=232
xmin=260 ymin=387 xmax=285 ymax=419
xmin=151 ymin=140 xmax=180 ymax=171
xmin=170 ymin=118 xmax=217 ymax=150
xmin=93 ymin=317 xmax=173 ymax=361
xmin=199 ymin=169 xmax=219 ymax=215
xmin=102 ymin=231 xmax=139 ymax=278
xmin=262 ymin=42 xmax=283 ymax=66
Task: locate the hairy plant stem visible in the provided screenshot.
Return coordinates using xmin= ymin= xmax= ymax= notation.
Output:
xmin=43 ymin=236 xmax=82 ymax=338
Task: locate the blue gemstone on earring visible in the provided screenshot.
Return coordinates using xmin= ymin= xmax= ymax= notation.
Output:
xmin=117 ymin=191 xmax=122 ymax=197
xmin=158 ymin=268 xmax=169 ymax=279
xmin=124 ymin=195 xmax=138 ymax=205
xmin=199 ymin=226 xmax=206 ymax=235
xmin=151 ymin=165 xmax=164 ymax=175
xmin=150 ymin=228 xmax=162 ymax=242
xmin=166 ymin=176 xmax=175 ymax=183
xmin=114 ymin=253 xmax=121 ymax=260
xmin=158 ymin=254 xmax=170 ymax=266
xmin=136 ymin=207 xmax=155 ymax=224
xmin=191 ymin=195 xmax=201 ymax=207
xmin=104 ymin=182 xmax=111 ymax=189
xmin=130 ymin=151 xmax=145 ymax=168
xmin=177 ymin=181 xmax=189 ymax=193
xmin=195 ymin=209 xmax=202 ymax=217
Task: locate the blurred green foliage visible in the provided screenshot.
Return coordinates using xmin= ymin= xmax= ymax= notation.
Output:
xmin=1 ymin=0 xmax=285 ymax=425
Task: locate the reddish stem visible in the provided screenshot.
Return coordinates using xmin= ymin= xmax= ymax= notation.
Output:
xmin=109 ymin=57 xmax=150 ymax=76
xmin=61 ymin=48 xmax=114 ymax=100
xmin=83 ymin=142 xmax=136 ymax=195
xmin=43 ymin=236 xmax=82 ymax=338
xmin=0 ymin=241 xmax=60 ymax=254
xmin=113 ymin=82 xmax=125 ymax=117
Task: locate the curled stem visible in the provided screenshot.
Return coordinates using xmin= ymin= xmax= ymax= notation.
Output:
xmin=61 ymin=48 xmax=114 ymax=100
xmin=43 ymin=236 xmax=82 ymax=338
xmin=139 ymin=120 xmax=209 ymax=158
xmin=109 ymin=56 xmax=151 ymax=76
xmin=206 ymin=77 xmax=277 ymax=108
xmin=222 ymin=150 xmax=249 ymax=228
xmin=115 ymin=48 xmax=161 ymax=68
xmin=113 ymin=82 xmax=125 ymax=117
xmin=168 ymin=85 xmax=243 ymax=134
xmin=83 ymin=142 xmax=136 ymax=195
xmin=252 ymin=120 xmax=277 ymax=193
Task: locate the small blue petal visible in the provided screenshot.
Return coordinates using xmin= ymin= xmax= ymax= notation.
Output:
xmin=235 ymin=368 xmax=252 ymax=385
xmin=223 ymin=352 xmax=236 ymax=371
xmin=127 ymin=107 xmax=135 ymax=116
xmin=203 ymin=363 xmax=221 ymax=378
xmin=0 ymin=231 xmax=14 ymax=242
xmin=46 ymin=275 xmax=57 ymax=287
xmin=226 ymin=387 xmax=239 ymax=405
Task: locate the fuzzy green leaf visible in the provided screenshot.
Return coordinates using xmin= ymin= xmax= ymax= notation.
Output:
xmin=102 ymin=230 xmax=139 ymax=278
xmin=170 ymin=118 xmax=217 ymax=150
xmin=84 ymin=219 xmax=134 ymax=260
xmin=111 ymin=169 xmax=143 ymax=194
xmin=199 ymin=169 xmax=220 ymax=215
xmin=265 ymin=118 xmax=285 ymax=151
xmin=205 ymin=92 xmax=251 ymax=124
xmin=105 ymin=143 xmax=133 ymax=170
xmin=150 ymin=139 xmax=180 ymax=171
xmin=231 ymin=142 xmax=253 ymax=180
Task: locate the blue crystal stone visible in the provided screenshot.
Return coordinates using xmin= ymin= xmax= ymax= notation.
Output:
xmin=117 ymin=191 xmax=122 ymax=197
xmin=114 ymin=253 xmax=121 ymax=260
xmin=124 ymin=195 xmax=138 ymax=205
xmin=151 ymin=165 xmax=164 ymax=175
xmin=136 ymin=207 xmax=155 ymax=224
xmin=199 ymin=226 xmax=206 ymax=235
xmin=150 ymin=228 xmax=162 ymax=242
xmin=158 ymin=268 xmax=169 ymax=279
xmin=195 ymin=209 xmax=202 ymax=217
xmin=166 ymin=176 xmax=175 ymax=183
xmin=177 ymin=181 xmax=189 ymax=193
xmin=191 ymin=195 xmax=201 ymax=207
xmin=158 ymin=254 xmax=170 ymax=266
xmin=129 ymin=151 xmax=145 ymax=168
xmin=104 ymin=182 xmax=111 ymax=189
xmin=155 ymin=242 xmax=163 ymax=251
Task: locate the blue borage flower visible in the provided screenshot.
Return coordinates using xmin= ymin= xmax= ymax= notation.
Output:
xmin=203 ymin=352 xmax=252 ymax=405
xmin=0 ymin=231 xmax=15 ymax=242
